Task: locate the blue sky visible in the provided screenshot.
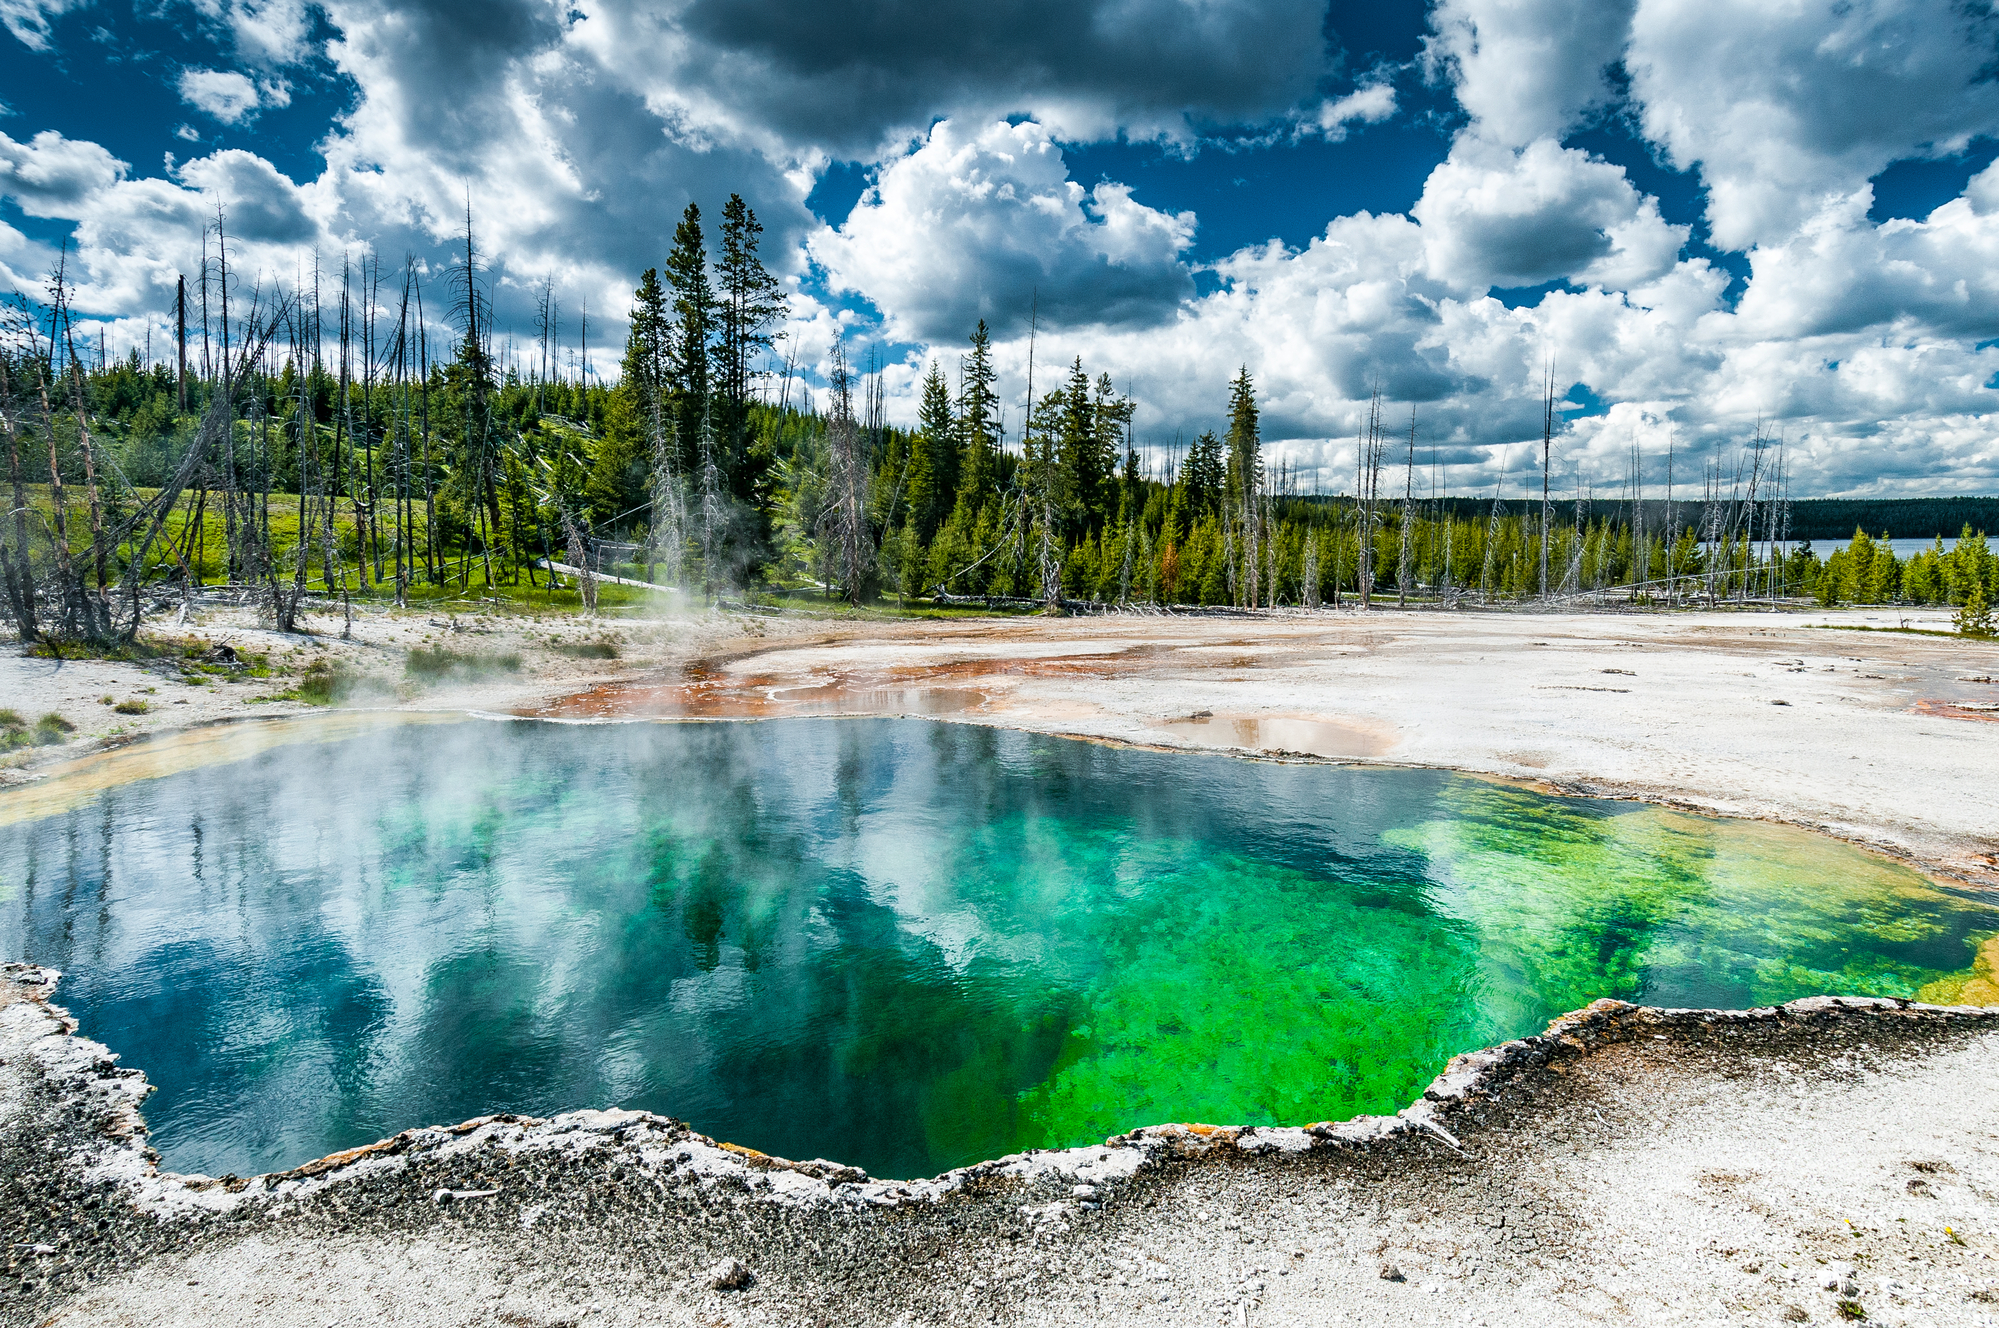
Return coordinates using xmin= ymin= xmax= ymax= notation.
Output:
xmin=4 ymin=0 xmax=1999 ymax=496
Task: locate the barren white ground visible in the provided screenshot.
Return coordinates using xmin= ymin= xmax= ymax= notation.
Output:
xmin=527 ymin=604 xmax=1999 ymax=885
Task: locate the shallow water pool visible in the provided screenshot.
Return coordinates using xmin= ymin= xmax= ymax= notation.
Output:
xmin=2 ymin=716 xmax=1992 ymax=1180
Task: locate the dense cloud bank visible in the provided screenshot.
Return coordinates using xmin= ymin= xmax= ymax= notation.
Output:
xmin=3 ymin=0 xmax=1998 ymax=495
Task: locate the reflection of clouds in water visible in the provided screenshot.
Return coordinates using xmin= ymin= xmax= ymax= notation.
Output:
xmin=7 ymin=715 xmax=1985 ymax=1183
xmin=671 ymin=966 xmax=750 ymax=1016
xmin=853 ymin=824 xmax=990 ymax=971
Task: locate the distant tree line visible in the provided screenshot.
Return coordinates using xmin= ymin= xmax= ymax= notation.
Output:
xmin=1784 ymin=496 xmax=1999 ymax=542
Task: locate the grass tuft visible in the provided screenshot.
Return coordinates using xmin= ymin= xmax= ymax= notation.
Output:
xmin=405 ymin=645 xmax=524 ymax=682
xmin=4 ymin=711 xmax=75 ymax=751
xmin=293 ymin=658 xmax=391 ymax=706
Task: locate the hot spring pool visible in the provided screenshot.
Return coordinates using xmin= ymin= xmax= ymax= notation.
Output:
xmin=2 ymin=716 xmax=1992 ymax=1180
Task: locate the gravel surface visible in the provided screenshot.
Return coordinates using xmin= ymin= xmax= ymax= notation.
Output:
xmin=5 ymin=964 xmax=1999 ymax=1328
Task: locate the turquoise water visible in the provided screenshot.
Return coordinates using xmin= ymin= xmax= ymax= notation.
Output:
xmin=1 ymin=716 xmax=1991 ymax=1180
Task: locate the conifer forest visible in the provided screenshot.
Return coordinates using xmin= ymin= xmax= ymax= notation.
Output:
xmin=4 ymin=199 xmax=1996 ymax=649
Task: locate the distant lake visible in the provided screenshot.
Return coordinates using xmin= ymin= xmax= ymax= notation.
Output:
xmin=1794 ymin=537 xmax=1973 ymax=559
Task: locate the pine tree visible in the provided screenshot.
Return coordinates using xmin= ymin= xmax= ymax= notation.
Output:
xmin=1817 ymin=548 xmax=1844 ymax=606
xmin=1224 ymin=366 xmax=1260 ymax=507
xmin=951 ymin=320 xmax=999 ymax=521
xmin=625 ymin=268 xmax=671 ymax=408
xmin=1847 ymin=527 xmax=1876 ymax=602
xmin=589 ymin=269 xmax=668 ymax=523
xmin=1055 ymin=358 xmax=1098 ymax=537
xmin=713 ymin=195 xmax=784 ymax=500
xmin=664 ymin=204 xmax=713 ymax=480
xmin=1095 ymin=372 xmax=1134 ymax=516
xmin=1871 ymin=539 xmax=1901 ymax=603
xmin=1949 ymin=524 xmax=1992 ymax=604
xmin=1957 ymin=577 xmax=1995 ymax=637
xmin=1181 ymin=431 xmax=1224 ymax=517
xmin=906 ymin=361 xmax=955 ymax=544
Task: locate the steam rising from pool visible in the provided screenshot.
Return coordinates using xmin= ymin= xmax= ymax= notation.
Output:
xmin=2 ymin=716 xmax=1991 ymax=1180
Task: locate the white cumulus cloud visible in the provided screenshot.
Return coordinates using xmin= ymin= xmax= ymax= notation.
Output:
xmin=1413 ymin=138 xmax=1686 ymax=293
xmin=178 ymin=68 xmax=291 ymax=126
xmin=1625 ymin=0 xmax=1999 ymax=250
xmin=0 ymin=129 xmax=124 ymax=215
xmin=809 ymin=119 xmax=1196 ymax=342
xmin=1313 ymin=81 xmax=1397 ymax=141
xmin=1425 ymin=0 xmax=1637 ymax=148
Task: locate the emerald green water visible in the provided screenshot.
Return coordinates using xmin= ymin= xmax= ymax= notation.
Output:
xmin=1 ymin=716 xmax=1991 ymax=1180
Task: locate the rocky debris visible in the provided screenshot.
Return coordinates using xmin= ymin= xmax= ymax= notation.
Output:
xmin=1378 ymin=1263 xmax=1406 ymax=1282
xmin=705 ymin=1257 xmax=753 ymax=1291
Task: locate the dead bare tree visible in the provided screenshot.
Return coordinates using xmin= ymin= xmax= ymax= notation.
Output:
xmin=1357 ymin=388 xmax=1386 ymax=608
xmin=0 ymin=330 xmax=39 ymax=641
xmin=1302 ymin=524 xmax=1321 ymax=609
xmin=1539 ymin=362 xmax=1555 ymax=599
xmin=819 ymin=343 xmax=870 ymax=606
xmin=561 ymin=503 xmax=597 ymax=613
xmin=1398 ymin=406 xmax=1416 ymax=606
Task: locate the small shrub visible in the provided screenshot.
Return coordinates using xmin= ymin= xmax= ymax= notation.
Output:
xmin=1956 ymin=581 xmax=1994 ymax=638
xmin=1836 ymin=1298 xmax=1867 ymax=1321
xmin=554 ymin=640 xmax=619 ymax=660
xmin=113 ymin=699 xmax=149 ymax=715
xmin=33 ymin=713 xmax=74 ymax=746
xmin=0 ymin=710 xmax=27 ymax=752
xmin=294 ymin=658 xmax=388 ymax=705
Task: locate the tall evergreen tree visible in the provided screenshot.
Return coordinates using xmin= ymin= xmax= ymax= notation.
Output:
xmin=663 ymin=204 xmax=713 ymax=478
xmin=623 ymin=268 xmax=671 ymax=411
xmin=1055 ymin=357 xmax=1099 ymax=536
xmin=1181 ymin=431 xmax=1225 ymax=518
xmin=447 ymin=208 xmax=504 ymax=574
xmin=713 ymin=194 xmax=784 ymax=501
xmin=906 ymin=361 xmax=956 ymax=543
xmin=1094 ymin=371 xmax=1134 ymax=520
xmin=954 ymin=320 xmax=998 ymax=506
xmin=589 ymin=269 xmax=669 ymax=523
xmin=1224 ymin=366 xmax=1260 ymax=508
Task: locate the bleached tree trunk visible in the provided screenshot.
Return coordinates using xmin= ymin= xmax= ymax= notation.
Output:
xmin=562 ymin=506 xmax=597 ymax=613
xmin=1303 ymin=529 xmax=1321 ymax=610
xmin=0 ymin=359 xmax=38 ymax=641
